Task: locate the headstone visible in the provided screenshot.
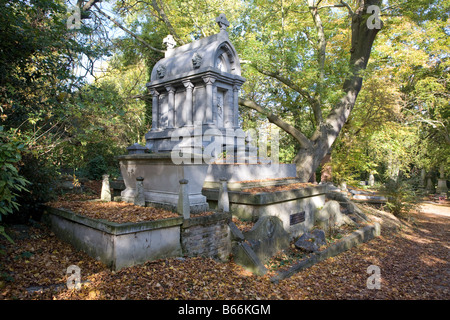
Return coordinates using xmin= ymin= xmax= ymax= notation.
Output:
xmin=177 ymin=179 xmax=190 ymax=219
xmin=100 ymin=174 xmax=111 ymax=201
xmin=134 ymin=176 xmax=145 ymax=207
xmin=436 ymin=179 xmax=448 ymax=194
xmin=315 ymin=200 xmax=354 ymax=232
xmin=368 ymin=173 xmax=375 ymax=187
xmin=437 ymin=164 xmax=448 ymax=194
xmin=218 ymin=177 xmax=229 ymax=212
xmin=243 ymin=216 xmax=290 ymax=264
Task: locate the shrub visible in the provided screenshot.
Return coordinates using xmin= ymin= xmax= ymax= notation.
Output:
xmin=85 ymin=155 xmax=108 ymax=180
xmin=0 ymin=127 xmax=29 ymax=241
xmin=381 ymin=178 xmax=420 ymax=218
xmin=11 ymin=153 xmax=58 ymax=223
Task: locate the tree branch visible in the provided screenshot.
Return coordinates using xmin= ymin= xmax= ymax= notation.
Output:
xmin=81 ymin=0 xmax=102 ymax=11
xmin=151 ymin=0 xmax=185 ymax=45
xmin=238 ymin=98 xmax=313 ymax=149
xmin=252 ymin=64 xmax=324 ymax=125
xmin=339 ymin=0 xmax=354 ymax=16
xmin=92 ymin=4 xmax=165 ymax=53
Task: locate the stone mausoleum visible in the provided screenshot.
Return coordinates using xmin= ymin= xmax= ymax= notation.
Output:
xmin=145 ymin=14 xmax=246 ymax=154
xmin=118 ymin=14 xmax=297 ymax=213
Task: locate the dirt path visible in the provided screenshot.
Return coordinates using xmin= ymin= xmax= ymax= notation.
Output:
xmin=1 ymin=202 xmax=449 ymax=300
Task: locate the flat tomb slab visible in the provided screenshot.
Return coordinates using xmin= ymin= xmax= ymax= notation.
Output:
xmin=42 ymin=206 xmax=183 ymax=270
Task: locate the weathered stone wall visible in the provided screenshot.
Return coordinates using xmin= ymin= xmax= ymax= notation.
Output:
xmin=181 ymin=213 xmax=231 ymax=261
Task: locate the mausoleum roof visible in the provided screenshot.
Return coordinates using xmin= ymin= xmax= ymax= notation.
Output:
xmin=148 ymin=17 xmax=243 ymax=86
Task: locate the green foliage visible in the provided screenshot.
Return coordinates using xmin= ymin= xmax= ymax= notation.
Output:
xmin=0 ymin=127 xmax=29 ymax=242
xmin=0 ymin=127 xmax=29 ymax=219
xmin=380 ymin=178 xmax=420 ymax=218
xmin=85 ymin=155 xmax=108 ymax=180
xmin=15 ymin=153 xmax=58 ymax=211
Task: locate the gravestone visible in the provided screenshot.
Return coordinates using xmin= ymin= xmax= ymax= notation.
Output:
xmin=368 ymin=173 xmax=375 ymax=187
xmin=436 ymin=164 xmax=448 ymax=195
xmin=420 ymin=168 xmax=426 ymax=189
xmin=101 ymin=174 xmax=111 ymax=202
xmin=119 ymin=14 xmax=248 ymax=212
xmin=315 ymin=200 xmax=355 ymax=233
xmin=243 ymin=216 xmax=290 ymax=264
xmin=426 ymin=175 xmax=435 ymax=193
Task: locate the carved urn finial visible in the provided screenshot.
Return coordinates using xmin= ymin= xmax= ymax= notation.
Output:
xmin=216 ymin=13 xmax=229 ymax=32
xmin=163 ymin=34 xmax=177 ymax=50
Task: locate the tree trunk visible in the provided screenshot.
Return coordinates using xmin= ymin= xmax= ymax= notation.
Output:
xmin=292 ymin=1 xmax=382 ymax=182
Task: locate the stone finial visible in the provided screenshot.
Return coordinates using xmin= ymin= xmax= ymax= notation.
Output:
xmin=163 ymin=34 xmax=177 ymax=50
xmin=218 ymin=177 xmax=229 ymax=213
xmin=134 ymin=176 xmax=145 ymax=207
xmin=216 ymin=14 xmax=229 ymax=31
xmin=178 ymin=179 xmax=190 ymax=219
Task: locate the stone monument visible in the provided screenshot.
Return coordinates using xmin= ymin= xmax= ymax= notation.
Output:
xmin=118 ymin=14 xmax=298 ymax=213
xmin=145 ymin=13 xmax=245 ymax=154
xmin=436 ymin=164 xmax=448 ymax=195
xmin=118 ymin=14 xmax=248 ymax=213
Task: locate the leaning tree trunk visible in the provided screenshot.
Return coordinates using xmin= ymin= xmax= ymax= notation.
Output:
xmin=294 ymin=1 xmax=382 ymax=182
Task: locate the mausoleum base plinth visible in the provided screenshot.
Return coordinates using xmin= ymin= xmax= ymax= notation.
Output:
xmin=118 ymin=153 xmax=210 ymax=213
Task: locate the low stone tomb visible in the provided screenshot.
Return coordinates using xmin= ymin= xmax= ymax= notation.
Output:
xmin=203 ymin=183 xmax=327 ymax=239
xmin=42 ymin=205 xmax=231 ymax=270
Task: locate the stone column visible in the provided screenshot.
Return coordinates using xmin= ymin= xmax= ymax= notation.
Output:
xmin=101 ymin=174 xmax=111 ymax=201
xmin=232 ymin=84 xmax=240 ymax=128
xmin=134 ymin=176 xmax=145 ymax=207
xmin=178 ymin=179 xmax=190 ymax=219
xmin=202 ymin=76 xmax=216 ymax=124
xmin=182 ymin=80 xmax=194 ymax=126
xmin=218 ymin=177 xmax=230 ymax=212
xmin=150 ymin=88 xmax=160 ymax=131
xmin=166 ymin=85 xmax=175 ymax=128
xmin=212 ymin=85 xmax=218 ymax=125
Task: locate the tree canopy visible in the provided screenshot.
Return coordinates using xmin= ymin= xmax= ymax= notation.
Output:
xmin=0 ymin=0 xmax=449 ymax=221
